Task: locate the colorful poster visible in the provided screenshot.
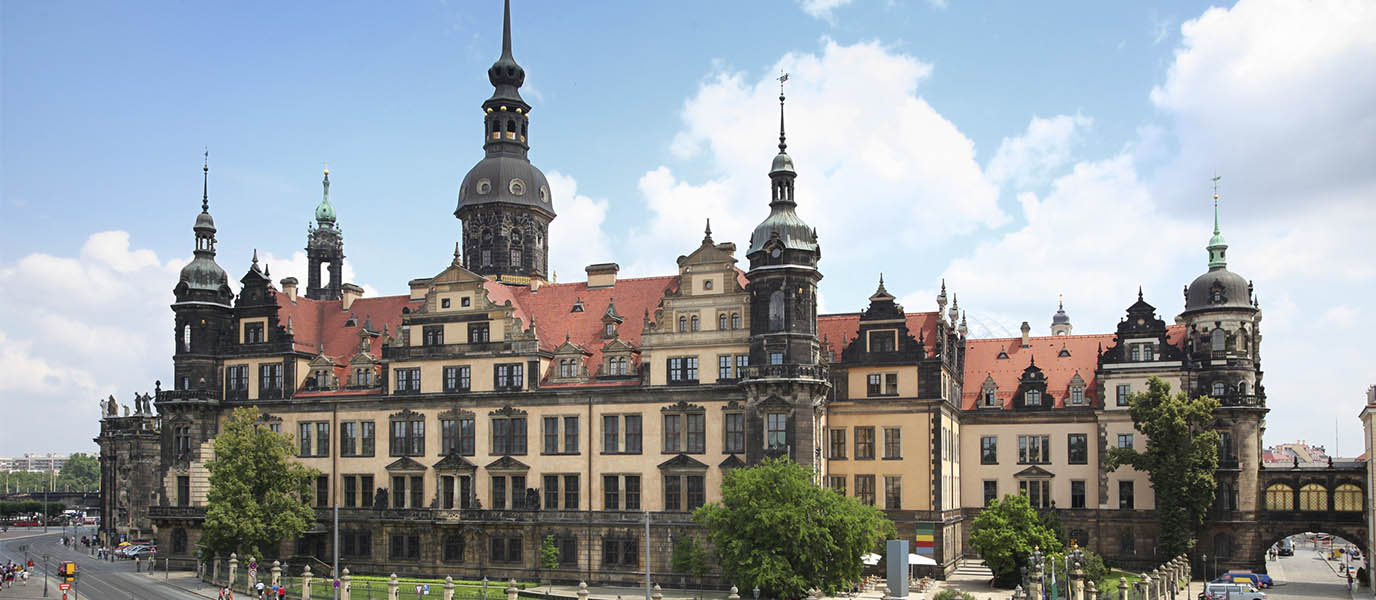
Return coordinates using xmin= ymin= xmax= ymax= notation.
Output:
xmin=915 ymin=523 xmax=935 ymax=555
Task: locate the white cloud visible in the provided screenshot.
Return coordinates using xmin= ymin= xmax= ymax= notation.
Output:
xmin=545 ymin=171 xmax=615 ymax=283
xmin=797 ymin=0 xmax=854 ymax=20
xmin=985 ymin=114 xmax=1092 ymax=188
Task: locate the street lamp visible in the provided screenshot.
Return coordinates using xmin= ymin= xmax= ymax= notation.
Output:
xmin=753 ymin=586 xmax=761 ymax=600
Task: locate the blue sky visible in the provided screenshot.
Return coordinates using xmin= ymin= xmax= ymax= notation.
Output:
xmin=3 ymin=0 xmax=1374 ymax=457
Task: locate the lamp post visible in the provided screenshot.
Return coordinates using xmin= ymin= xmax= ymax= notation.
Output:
xmin=1201 ymin=553 xmax=1207 ymax=582
xmin=753 ymin=586 xmax=761 ymax=600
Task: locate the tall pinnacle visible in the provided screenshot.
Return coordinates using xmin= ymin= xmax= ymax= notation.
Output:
xmin=501 ymin=0 xmax=513 ymax=61
xmin=777 ymin=72 xmax=789 ymax=153
xmin=201 ymin=149 xmax=209 ymax=213
xmin=487 ymin=0 xmax=526 ymax=99
xmin=1207 ymin=174 xmax=1228 ymax=269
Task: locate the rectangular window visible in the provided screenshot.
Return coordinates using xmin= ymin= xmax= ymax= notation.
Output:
xmin=884 ymin=476 xmax=902 ymax=509
xmin=395 ymin=368 xmax=421 ymax=393
xmin=491 ymin=475 xmax=506 ymax=510
xmin=316 ymin=422 xmax=330 ymax=457
xmin=686 ymin=475 xmax=705 ymax=510
xmin=1143 ymin=345 xmax=1154 ymax=361
xmin=441 ymin=419 xmax=457 ymax=454
xmin=718 ymin=355 xmax=732 ymax=380
xmin=769 ymin=352 xmax=783 ymax=365
xmin=855 ymin=474 xmax=876 ymax=506
xmin=664 ymin=475 xmax=681 ymax=511
xmin=983 ymin=480 xmax=998 ymax=505
xmin=467 ymin=323 xmax=490 ymax=343
xmin=604 ymin=475 xmax=619 ymax=510
xmin=225 ymin=365 xmax=249 ymax=391
xmin=259 ymin=363 xmax=283 ymax=392
xmin=392 ymin=476 xmax=406 ymax=508
xmin=625 ymin=415 xmax=642 ymax=454
xmin=829 ymin=428 xmax=847 ymax=459
xmin=441 ymin=476 xmax=455 ymax=509
xmin=1117 ymin=433 xmax=1134 ymax=450
xmin=885 ymin=373 xmax=899 ymax=396
xmin=299 ymin=422 xmax=313 ymax=457
xmin=341 ymin=531 xmax=371 ymax=558
xmin=1070 ymin=386 xmax=1084 ymax=404
xmin=1116 ymin=384 xmax=1131 ymax=406
xmin=867 ymin=374 xmax=882 ymax=396
xmin=558 ymin=537 xmax=576 ymax=565
xmin=343 ymin=475 xmax=357 ymax=508
xmin=243 ymin=322 xmax=265 ymax=344
xmin=1130 ymin=345 xmax=1141 ymax=361
xmin=883 ymin=427 xmax=901 ymax=459
xmin=564 ymin=416 xmax=579 ymax=454
xmin=361 ymin=421 xmax=375 ymax=456
xmin=422 ymin=325 xmax=444 ymax=346
xmin=389 ymin=418 xmax=425 ymax=457
xmin=724 ymin=413 xmax=745 ymax=454
xmin=314 ymin=475 xmax=329 ymax=507
xmin=544 ymin=475 xmax=559 ymax=509
xmin=492 ymin=417 xmax=527 ymax=455
xmin=443 ymin=366 xmax=470 ymax=392
xmin=980 ymin=436 xmax=998 ymax=465
xmin=494 ymin=363 xmax=524 ymax=390
xmin=603 ymin=415 xmax=619 ymax=453
xmin=410 ymin=475 xmax=423 ymax=509
xmin=625 ymin=475 xmax=641 ymax=510
xmin=341 ymin=421 xmax=357 ymax=456
xmin=603 ymin=540 xmax=639 ymax=568
xmin=766 ymin=413 xmax=787 ymax=450
xmin=1019 ymin=479 xmax=1051 ymax=509
xmin=360 ymin=475 xmax=374 ymax=508
xmin=177 ymin=476 xmax=190 ymax=507
xmin=855 ymin=426 xmax=875 ymax=459
xmin=685 ymin=413 xmax=705 ymax=453
xmin=564 ymin=474 xmax=580 ymax=510
xmin=511 ymin=475 xmax=527 ymax=509
xmin=1017 ymin=435 xmax=1051 ymax=464
xmin=1071 ymin=480 xmax=1086 ymax=509
xmin=544 ymin=417 xmax=560 ymax=454
xmin=1119 ymin=481 xmax=1135 ymax=510
xmin=826 ymin=476 xmax=846 ymax=495
xmin=663 ymin=414 xmax=681 ymax=453
xmin=1067 ymin=434 xmax=1088 ymax=464
xmin=736 ymin=354 xmax=748 ymax=375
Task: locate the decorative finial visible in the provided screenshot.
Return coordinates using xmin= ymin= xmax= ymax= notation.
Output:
xmin=1058 ymin=293 xmax=1063 ymax=310
xmin=1138 ymin=285 xmax=1144 ymax=300
xmin=1211 ymin=173 xmax=1222 ymax=234
xmin=201 ymin=148 xmax=210 ymax=213
xmin=703 ymin=218 xmax=713 ymax=243
xmin=500 ymin=0 xmax=514 ymax=60
xmin=252 ymin=248 xmax=259 ymax=266
xmin=777 ymin=71 xmax=790 ymax=153
xmin=453 ymin=242 xmax=462 ymax=265
xmin=323 ymin=160 xmax=330 ymax=176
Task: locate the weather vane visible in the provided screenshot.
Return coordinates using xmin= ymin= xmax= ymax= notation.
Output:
xmin=1212 ymin=173 xmax=1221 ymax=202
xmin=778 ymin=71 xmax=789 ymax=95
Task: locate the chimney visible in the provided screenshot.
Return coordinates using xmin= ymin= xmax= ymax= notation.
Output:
xmin=1020 ymin=321 xmax=1031 ymax=348
xmin=280 ymin=277 xmax=299 ymax=303
xmin=586 ymin=263 xmax=620 ymax=288
xmin=341 ymin=283 xmax=364 ymax=311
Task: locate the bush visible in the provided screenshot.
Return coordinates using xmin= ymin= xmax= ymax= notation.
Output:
xmin=932 ymin=590 xmax=976 ymax=600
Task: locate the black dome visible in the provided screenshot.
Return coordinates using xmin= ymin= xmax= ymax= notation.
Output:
xmin=1183 ymin=267 xmax=1254 ymax=314
xmin=455 ymin=155 xmax=554 ymax=217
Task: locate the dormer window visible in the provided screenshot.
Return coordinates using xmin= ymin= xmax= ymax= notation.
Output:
xmin=996 ymin=349 xmax=1009 ymax=359
xmin=1142 ymin=344 xmax=1153 ymax=361
xmin=243 ymin=322 xmax=265 ymax=344
xmin=1130 ymin=346 xmax=1141 ymax=361
xmin=558 ymin=359 xmax=577 ymax=379
xmin=605 ymin=356 xmax=629 ymax=376
xmin=605 ymin=323 xmax=616 ymax=337
xmin=1070 ymin=386 xmax=1084 ymax=405
xmin=1025 ymin=390 xmax=1042 ymax=406
xmin=868 ymin=330 xmax=897 ymax=353
xmin=983 ymin=388 xmax=997 ymax=407
xmin=571 ymin=300 xmax=585 ymax=313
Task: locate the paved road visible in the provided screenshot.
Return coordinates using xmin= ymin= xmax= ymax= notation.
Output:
xmin=1262 ymin=545 xmax=1353 ymax=600
xmin=0 ymin=528 xmax=203 ymax=600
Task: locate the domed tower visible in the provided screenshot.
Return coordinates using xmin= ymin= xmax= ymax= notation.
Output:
xmin=454 ymin=0 xmax=554 ymax=285
xmin=1051 ymin=295 xmax=1072 ymax=336
xmin=306 ymin=166 xmax=345 ymax=300
xmin=171 ymin=154 xmax=234 ymax=393
xmin=1180 ymin=185 xmax=1265 ymax=518
xmin=740 ymin=79 xmax=828 ymax=469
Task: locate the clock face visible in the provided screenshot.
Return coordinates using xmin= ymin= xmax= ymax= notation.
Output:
xmin=770 ymin=248 xmax=781 ymax=258
xmin=1137 ymin=318 xmax=1145 ymax=325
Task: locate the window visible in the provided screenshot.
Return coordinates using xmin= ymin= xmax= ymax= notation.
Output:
xmin=1017 ymin=435 xmax=1050 ymax=464
xmin=625 ymin=475 xmax=641 ymax=510
xmin=1335 ymin=484 xmax=1362 ymax=512
xmin=443 ymin=366 xmax=470 ymax=392
xmin=390 ymin=417 xmax=425 ymax=456
xmin=558 ymin=359 xmax=575 ymax=378
xmin=603 ymin=539 xmax=638 ymax=568
xmin=244 ymin=322 xmax=265 ymax=344
xmin=736 ymin=354 xmax=748 ymax=375
xmin=461 ymin=296 xmax=471 ymax=307
xmin=624 ymin=415 xmax=643 ymax=453
xmin=768 ymin=290 xmax=785 ymax=331
xmin=724 ymin=412 xmax=745 ymax=454
xmin=1216 ymin=481 xmax=1236 ymax=511
xmin=980 ymin=436 xmax=998 ymax=465
xmin=394 ymin=368 xmax=421 ymax=393
xmin=855 ymin=474 xmax=876 ymax=506
xmin=392 ymin=476 xmax=407 ymax=508
xmin=604 ymin=475 xmax=620 ymax=510
xmin=983 ymin=481 xmax=998 ymax=505
xmin=315 ymin=422 xmax=330 ymax=456
xmin=605 ymin=323 xmax=616 ymax=337
xmin=467 ymin=323 xmax=490 ymax=343
xmin=869 ymin=330 xmax=897 ymax=353
xmin=686 ymin=475 xmax=705 ymax=510
xmin=341 ymin=422 xmax=358 ymax=456
xmin=1067 ymin=434 xmax=1088 ymax=464
xmin=1119 ymin=528 xmax=1135 ymax=555
xmin=1070 ymin=480 xmax=1086 ymax=509
xmin=360 ymin=421 xmax=375 ymax=456
xmin=491 ymin=416 xmax=528 ymax=456
xmin=1070 ymin=386 xmax=1084 ymax=405
xmin=1119 ymin=481 xmax=1135 ymax=510
xmin=443 ymin=535 xmax=464 ymax=563
xmin=344 ymin=475 xmax=358 ymax=508
xmin=982 ymin=387 xmax=997 ymax=407
xmin=1210 ymin=328 xmax=1226 ymax=351
xmin=766 ymin=413 xmax=788 ymax=450
xmin=315 ymin=475 xmax=330 ymax=507
xmin=1117 ymin=433 xmax=1133 ymax=450
xmin=1130 ymin=345 xmax=1141 ymax=361
xmin=663 ymin=414 xmax=681 ymax=453
xmin=664 ymin=475 xmax=681 ymax=511
xmin=769 ymin=352 xmax=783 ymax=365
xmin=341 ymin=531 xmax=372 ymax=558
xmin=1019 ymin=479 xmax=1050 ymax=508
xmin=1299 ymin=483 xmax=1328 ymax=511
xmin=718 ymin=314 xmax=727 ymax=330
xmin=678 ymin=316 xmax=687 ymax=332
xmin=556 ymin=536 xmax=577 ymax=565
xmin=1116 ymin=384 xmax=1131 ymax=406
xmin=544 ymin=417 xmax=560 ymax=454
xmin=718 ymin=356 xmax=732 ymax=379
xmin=883 ymin=476 xmax=902 ymax=509
xmin=259 ymin=363 xmax=283 ymax=393
xmin=495 ymin=363 xmax=524 ymax=390
xmin=731 ymin=313 xmax=741 ymax=329
xmin=177 ymin=476 xmax=190 ymax=507
xmin=353 ymin=367 xmax=373 ymax=387
xmin=867 ymin=374 xmax=881 ymax=396
xmin=299 ymin=422 xmax=314 ymax=457
xmin=482 ymin=249 xmax=491 ymax=266
xmin=441 ymin=298 xmax=451 ymax=309
xmin=1211 ymin=382 xmax=1226 ymax=397
xmin=1025 ymin=390 xmax=1041 ymax=406
xmin=829 ymin=429 xmax=847 ymax=459
xmin=602 ymin=415 xmax=619 ymax=453
xmin=360 ymin=475 xmax=374 ymax=508
xmin=422 ymin=325 xmax=444 ymax=346
xmin=883 ymin=428 xmax=901 ymax=459
xmin=667 ymin=357 xmax=699 ymax=383
xmin=1142 ymin=344 xmax=1153 ymax=361
xmin=827 ymin=476 xmax=847 ymax=494
xmin=1265 ymin=483 xmax=1294 ymax=511
xmin=410 ymin=475 xmax=423 ymax=508
xmin=225 ymin=365 xmax=249 ymax=392
xmin=564 ymin=416 xmax=579 ymax=453
xmin=490 ymin=537 xmax=523 ymax=563
xmin=174 ymin=425 xmax=192 ymax=455
xmin=543 ymin=475 xmax=560 ymax=508
xmin=605 ymin=356 xmax=629 ymax=376
xmin=685 ymin=413 xmax=705 ymax=453
xmin=854 ymin=427 xmax=875 ymax=459
xmin=690 ymin=315 xmax=700 ymax=331
xmin=511 ymin=248 xmax=522 ymax=266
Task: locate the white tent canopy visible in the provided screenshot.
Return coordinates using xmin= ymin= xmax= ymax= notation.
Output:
xmin=862 ymin=553 xmax=881 ymax=566
xmin=908 ymin=553 xmax=937 ymax=566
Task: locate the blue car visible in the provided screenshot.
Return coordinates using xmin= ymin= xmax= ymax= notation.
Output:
xmin=1213 ymin=572 xmax=1273 ymax=589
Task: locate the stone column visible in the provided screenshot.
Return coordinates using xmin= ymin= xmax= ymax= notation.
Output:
xmin=1029 ymin=560 xmax=1043 ymax=600
xmin=1134 ymin=573 xmax=1149 ymax=600
xmin=1154 ymin=567 xmax=1164 ymax=599
xmin=728 ymin=585 xmax=741 ymax=600
xmin=577 ymin=582 xmax=590 ymax=600
xmin=302 ymin=564 xmax=314 ymax=600
xmin=341 ymin=568 xmax=353 ymax=600
xmin=652 ymin=584 xmax=664 ymax=600
xmin=1086 ymin=581 xmax=1098 ymax=600
xmin=1071 ymin=559 xmax=1085 ymax=600
xmin=210 ymin=556 xmax=219 ymax=584
xmin=388 ymin=573 xmax=400 ymax=600
xmin=273 ymin=560 xmax=283 ymax=588
xmin=508 ymin=579 xmax=521 ymax=600
xmin=444 ymin=575 xmax=456 ymax=600
xmin=1013 ymin=585 xmax=1026 ymax=600
xmin=1117 ymin=576 xmax=1129 ymax=600
xmin=228 ymin=553 xmax=239 ymax=588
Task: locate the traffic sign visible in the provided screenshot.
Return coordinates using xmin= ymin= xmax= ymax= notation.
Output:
xmin=59 ymin=582 xmax=71 ymax=591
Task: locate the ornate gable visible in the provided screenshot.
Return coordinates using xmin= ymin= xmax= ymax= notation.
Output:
xmin=1012 ymin=358 xmax=1052 ymax=411
xmin=385 ymin=457 xmax=428 ymax=472
xmin=658 ymin=454 xmax=709 ymax=471
xmin=485 ymin=455 xmax=530 ymax=472
xmin=433 ymin=451 xmax=477 ymax=472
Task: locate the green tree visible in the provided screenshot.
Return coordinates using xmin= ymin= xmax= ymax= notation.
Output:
xmin=968 ymin=493 xmax=1062 ymax=587
xmin=57 ymin=453 xmax=100 ymax=492
xmin=672 ymin=535 xmax=711 ymax=600
xmin=201 ymin=406 xmax=319 ymax=559
xmin=694 ymin=458 xmax=896 ymax=598
xmin=1104 ymin=377 xmax=1220 ymax=556
xmin=539 ymin=534 xmax=560 ymax=592
xmin=1039 ymin=509 xmax=1067 ymax=548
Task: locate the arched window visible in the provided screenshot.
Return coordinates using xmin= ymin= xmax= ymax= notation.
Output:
xmin=1265 ymin=483 xmax=1294 ymax=510
xmin=506 ymin=119 xmax=515 ymax=133
xmin=1212 ymin=382 xmax=1226 ymax=397
xmin=690 ymin=316 xmax=700 ymax=331
xmin=182 ymin=324 xmax=192 ymax=351
xmin=1236 ymin=332 xmax=1248 ymax=353
xmin=1211 ymin=328 xmax=1226 ymax=351
xmin=768 ymin=291 xmax=785 ymax=331
xmin=511 ymin=248 xmax=522 ymax=266
xmin=718 ymin=314 xmax=727 ymax=330
xmin=731 ymin=313 xmax=741 ymax=329
xmin=1238 ymin=381 xmax=1247 ymax=395
xmin=678 ymin=316 xmax=687 ymax=332
xmin=1299 ymin=483 xmax=1328 ymax=511
xmin=1335 ymin=484 xmax=1363 ymax=512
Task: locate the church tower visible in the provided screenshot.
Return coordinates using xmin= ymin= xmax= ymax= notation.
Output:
xmin=170 ymin=154 xmax=234 ymax=393
xmin=740 ymin=81 xmax=829 ymax=469
xmin=306 ymin=166 xmax=344 ymax=300
xmin=454 ymin=0 xmax=555 ymax=285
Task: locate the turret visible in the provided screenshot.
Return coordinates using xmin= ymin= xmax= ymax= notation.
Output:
xmin=306 ymin=166 xmax=345 ymax=300
xmin=171 ymin=152 xmax=233 ymax=393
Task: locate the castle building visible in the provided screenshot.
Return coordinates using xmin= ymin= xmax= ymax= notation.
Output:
xmin=99 ymin=0 xmax=1288 ymax=583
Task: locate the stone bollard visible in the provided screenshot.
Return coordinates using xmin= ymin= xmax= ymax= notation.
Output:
xmin=1030 ymin=565 xmax=1043 ymax=600
xmin=728 ymin=585 xmax=741 ymax=600
xmin=342 ymin=568 xmax=353 ymax=600
xmin=509 ymin=579 xmax=522 ymax=600
xmin=1117 ymin=576 xmax=1128 ymax=600
xmin=273 ymin=560 xmax=283 ymax=588
xmin=229 ymin=553 xmax=239 ymax=588
xmin=1013 ymin=584 xmax=1026 ymax=600
xmin=388 ymin=573 xmax=400 ymax=600
xmin=577 ymin=581 xmax=590 ymax=600
xmin=1153 ymin=567 xmax=1163 ymax=599
xmin=1086 ymin=581 xmax=1098 ymax=600
xmin=810 ymin=589 xmax=821 ymax=600
xmin=444 ymin=575 xmax=456 ymax=600
xmin=652 ymin=584 xmax=665 ymax=600
xmin=302 ymin=564 xmax=314 ymax=600
xmin=1134 ymin=573 xmax=1149 ymax=600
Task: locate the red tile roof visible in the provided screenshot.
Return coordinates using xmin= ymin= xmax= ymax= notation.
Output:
xmin=275 ymin=292 xmax=421 ymax=392
xmin=817 ymin=312 xmax=941 ymax=360
xmin=961 ymin=333 xmax=1116 ymax=410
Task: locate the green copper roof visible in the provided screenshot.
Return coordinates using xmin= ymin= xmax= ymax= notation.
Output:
xmin=1207 ymin=193 xmax=1227 ymax=269
xmin=315 ymin=170 xmax=336 ymax=223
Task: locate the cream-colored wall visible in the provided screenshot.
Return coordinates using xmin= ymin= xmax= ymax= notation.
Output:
xmin=221 ymin=357 xmax=286 ymax=400
xmin=845 ymin=366 xmax=920 ymax=399
xmin=824 ymin=405 xmax=932 ymax=511
xmin=1098 ymin=371 xmax=1186 ymax=411
xmin=958 ymin=421 xmax=1102 ymax=510
xmin=1098 ymin=412 xmax=1155 ymax=510
xmin=388 ymin=356 xmax=535 ymax=393
xmin=238 ymin=317 xmax=268 ymax=344
xmin=642 ymin=342 xmax=750 ymax=385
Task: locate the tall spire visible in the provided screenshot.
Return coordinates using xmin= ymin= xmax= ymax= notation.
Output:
xmin=777 ymin=72 xmax=789 ymax=153
xmin=501 ymin=0 xmax=513 ymax=61
xmin=1207 ymin=174 xmax=1228 ymax=269
xmin=486 ymin=0 xmax=526 ymax=102
xmin=201 ymin=149 xmax=209 ymax=213
xmin=315 ymin=163 xmax=336 ymax=224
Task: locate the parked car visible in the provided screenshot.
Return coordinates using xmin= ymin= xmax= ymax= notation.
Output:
xmin=1278 ymin=540 xmax=1294 ymax=556
xmin=125 ymin=545 xmax=157 ymax=558
xmin=1200 ymin=582 xmax=1265 ymax=600
xmin=1213 ymin=571 xmax=1273 ymax=589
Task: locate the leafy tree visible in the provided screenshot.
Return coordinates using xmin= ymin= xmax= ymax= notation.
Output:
xmin=539 ymin=535 xmax=560 ymax=592
xmin=1039 ymin=509 xmax=1067 ymax=548
xmin=1104 ymin=377 xmax=1220 ymax=556
xmin=672 ymin=535 xmax=711 ymax=600
xmin=57 ymin=453 xmax=100 ymax=492
xmin=932 ymin=591 xmax=976 ymax=600
xmin=694 ymin=458 xmax=895 ymax=598
xmin=201 ymin=406 xmax=319 ymax=559
xmin=968 ymin=493 xmax=1062 ymax=587
xmin=1047 ymin=547 xmax=1109 ymax=590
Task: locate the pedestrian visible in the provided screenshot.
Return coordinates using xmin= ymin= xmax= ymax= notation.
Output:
xmin=256 ymin=579 xmax=266 ymax=599
xmin=278 ymin=583 xmax=286 ymax=600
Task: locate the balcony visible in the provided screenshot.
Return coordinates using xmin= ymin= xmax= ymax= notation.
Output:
xmin=740 ymin=364 xmax=829 ymax=383
xmin=159 ymin=389 xmax=221 ymax=403
xmin=150 ymin=506 xmax=207 ymax=520
xmin=1217 ymin=394 xmax=1263 ymax=408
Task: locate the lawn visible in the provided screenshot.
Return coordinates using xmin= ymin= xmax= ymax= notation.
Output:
xmin=1096 ymin=570 xmax=1141 ymax=596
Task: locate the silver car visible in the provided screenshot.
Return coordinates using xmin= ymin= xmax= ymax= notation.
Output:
xmin=1201 ymin=582 xmax=1265 ymax=600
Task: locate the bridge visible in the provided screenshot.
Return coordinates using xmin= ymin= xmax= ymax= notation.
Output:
xmin=1201 ymin=461 xmax=1366 ymax=573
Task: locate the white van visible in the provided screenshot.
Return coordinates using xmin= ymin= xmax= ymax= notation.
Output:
xmin=1201 ymin=582 xmax=1265 ymax=600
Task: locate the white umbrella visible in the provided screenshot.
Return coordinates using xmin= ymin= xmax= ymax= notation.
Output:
xmin=908 ymin=553 xmax=937 ymax=566
xmin=862 ymin=553 xmax=882 ymax=566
